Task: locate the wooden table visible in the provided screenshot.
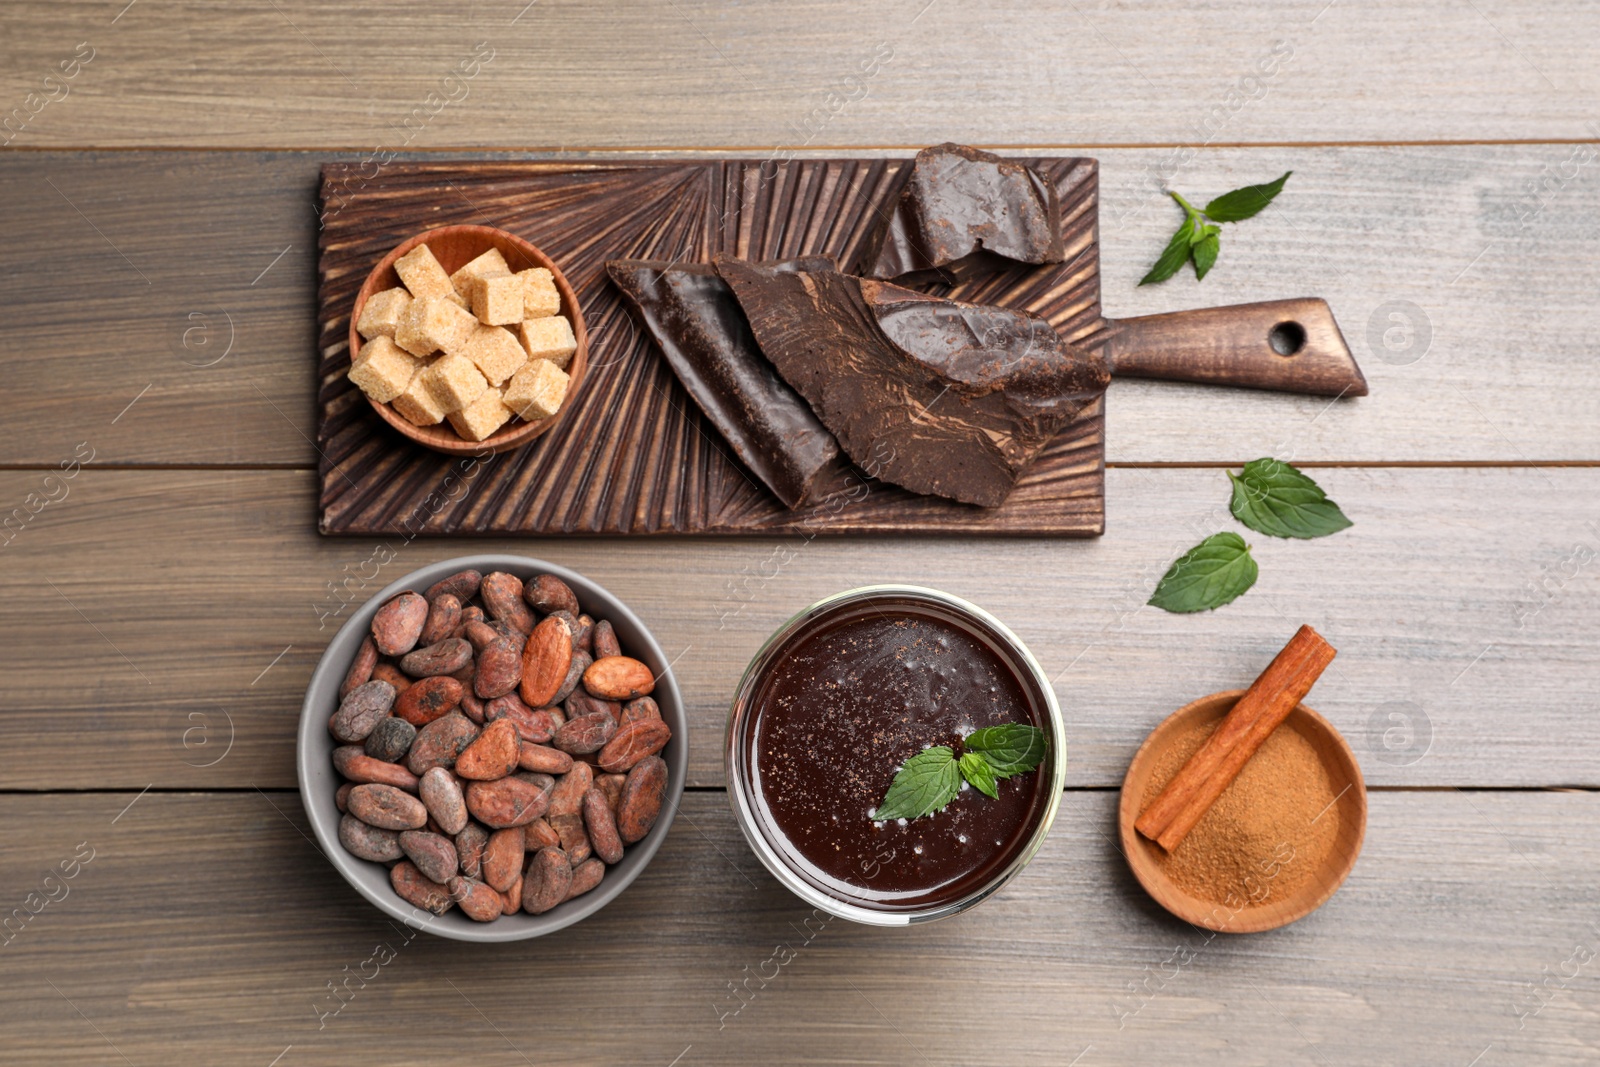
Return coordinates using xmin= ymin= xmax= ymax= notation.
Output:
xmin=4 ymin=3 xmax=1598 ymax=1063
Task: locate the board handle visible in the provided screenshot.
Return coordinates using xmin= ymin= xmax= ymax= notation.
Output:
xmin=1102 ymin=298 xmax=1368 ymax=397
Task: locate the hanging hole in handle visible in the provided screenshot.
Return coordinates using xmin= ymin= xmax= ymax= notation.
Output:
xmin=1269 ymin=321 xmax=1307 ymax=357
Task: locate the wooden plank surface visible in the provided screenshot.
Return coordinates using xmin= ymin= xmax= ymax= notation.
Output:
xmin=2 ymin=1 xmax=1597 ymax=147
xmin=3 ymin=790 xmax=1596 ymax=1066
xmin=5 ymin=465 xmax=1594 ymax=791
xmin=3 ymin=145 xmax=1597 ymax=468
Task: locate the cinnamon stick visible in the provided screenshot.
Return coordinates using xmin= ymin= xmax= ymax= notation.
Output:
xmin=1135 ymin=625 xmax=1336 ymax=852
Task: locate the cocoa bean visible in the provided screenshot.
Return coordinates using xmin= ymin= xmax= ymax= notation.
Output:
xmin=598 ymin=717 xmax=671 ymax=773
xmin=583 ymin=787 xmax=624 ymax=864
xmin=455 ymin=718 xmax=520 ymax=780
xmin=448 ymin=876 xmax=504 ymax=922
xmin=459 ymin=691 xmax=486 ymax=724
xmin=522 ymin=817 xmax=560 ymax=851
xmin=333 ymin=746 xmax=419 ymax=792
xmin=571 ymin=614 xmax=595 ymax=657
xmin=547 ymin=762 xmax=594 ymax=818
xmin=565 ymin=688 xmax=620 ymax=723
xmin=565 ymin=858 xmax=605 ymax=901
xmin=371 ymin=662 xmax=411 ymax=692
xmin=481 ymin=827 xmax=525 ymax=892
xmin=583 ymin=655 xmax=656 ymax=701
xmin=481 ymin=571 xmax=535 ymax=634
xmin=363 ymin=716 xmax=416 ymax=763
xmin=418 ymin=766 xmax=468 ymax=835
xmin=617 ymin=755 xmax=668 ymax=843
xmin=425 ymin=569 xmax=482 ymax=604
xmin=620 ymin=696 xmax=661 ymax=726
xmin=335 ymin=782 xmax=354 ymax=813
xmin=552 ymin=649 xmax=591 ymax=706
xmin=486 ymin=694 xmax=558 ymax=743
xmin=522 ymin=847 xmax=572 ymax=914
xmin=463 ymin=619 xmax=502 ymax=653
xmin=398 ymin=829 xmax=459 ymax=884
xmin=591 ymin=619 xmax=622 ymax=660
xmin=553 ymin=710 xmax=617 ymax=756
xmin=449 ymin=661 xmax=476 ymax=692
xmin=518 ymin=743 xmax=573 ymax=775
xmin=406 ymin=713 xmax=479 ymax=776
xmin=460 ymin=605 xmax=485 ymax=626
xmin=400 ymin=637 xmax=473 ymax=678
xmin=329 ymin=680 xmax=396 ymax=743
xmin=339 ymin=813 xmax=403 ymax=862
xmin=372 ymin=592 xmax=428 ymax=656
xmin=501 ymin=872 xmax=523 ymax=915
xmin=339 ymin=636 xmax=379 ymax=700
xmin=596 ymin=773 xmax=625 ymax=813
xmin=455 ymin=823 xmax=489 ymax=880
xmin=394 ymin=675 xmax=463 ymax=727
xmin=475 ymin=635 xmax=524 ymax=699
xmin=519 ymin=615 xmax=574 ymax=708
xmin=549 ymin=812 xmax=591 ymax=864
xmin=524 ymin=573 xmax=580 ymax=616
xmin=390 ymin=860 xmax=452 ymax=915
xmin=348 ymin=783 xmax=428 ymax=830
xmin=419 ymin=593 xmax=462 ymax=647
xmin=464 ymin=777 xmax=550 ymax=828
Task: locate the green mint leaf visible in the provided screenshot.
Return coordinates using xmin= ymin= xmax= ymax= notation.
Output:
xmin=1203 ymin=171 xmax=1292 ymax=223
xmin=1191 ymin=231 xmax=1220 ymax=279
xmin=958 ymin=752 xmax=999 ymax=798
xmin=1139 ymin=220 xmax=1197 ymax=286
xmin=873 ymin=746 xmax=960 ymax=821
xmin=1228 ymin=458 xmax=1353 ymax=539
xmin=964 ymin=724 xmax=1047 ymax=779
xmin=1148 ymin=532 xmax=1259 ymax=613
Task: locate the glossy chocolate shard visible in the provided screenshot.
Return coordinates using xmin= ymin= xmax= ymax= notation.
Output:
xmin=714 ymin=256 xmax=1109 ymax=508
xmin=861 ymin=143 xmax=1066 ymax=281
xmin=607 ymin=257 xmax=844 ymax=509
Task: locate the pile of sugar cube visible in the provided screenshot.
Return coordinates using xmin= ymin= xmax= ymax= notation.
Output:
xmin=349 ymin=243 xmax=577 ymax=441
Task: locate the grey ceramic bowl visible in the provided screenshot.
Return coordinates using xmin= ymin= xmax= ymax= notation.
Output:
xmin=298 ymin=554 xmax=686 ymax=942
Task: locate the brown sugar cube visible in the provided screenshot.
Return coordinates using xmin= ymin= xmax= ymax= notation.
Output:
xmin=392 ymin=372 xmax=448 ymax=426
xmin=447 ymin=387 xmax=514 ymax=442
xmin=504 ymin=359 xmax=570 ymax=421
xmin=517 ymin=268 xmax=561 ymax=319
xmin=471 ymin=272 xmax=526 ymax=326
xmin=348 ymin=336 xmax=419 ymax=403
xmin=394 ymin=244 xmax=454 ymax=301
xmin=450 ymin=248 xmax=512 ymax=301
xmin=460 ymin=325 xmax=527 ymax=387
xmin=397 ymin=296 xmax=478 ymax=358
xmin=356 ymin=287 xmax=413 ymax=340
xmin=517 ymin=315 xmax=578 ymax=370
xmin=420 ymin=352 xmax=488 ymax=414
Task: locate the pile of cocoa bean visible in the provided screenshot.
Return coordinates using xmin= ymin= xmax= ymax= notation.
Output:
xmin=328 ymin=569 xmax=672 ymax=923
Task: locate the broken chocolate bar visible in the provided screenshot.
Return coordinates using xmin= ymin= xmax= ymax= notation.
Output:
xmin=860 ymin=143 xmax=1066 ymax=280
xmin=607 ymin=257 xmax=844 ymax=509
xmin=714 ymin=256 xmax=1109 ymax=508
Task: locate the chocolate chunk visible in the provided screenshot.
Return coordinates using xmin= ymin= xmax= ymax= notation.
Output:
xmin=714 ymin=256 xmax=1108 ymax=508
xmin=608 ymin=257 xmax=845 ymax=509
xmin=860 ymin=143 xmax=1066 ymax=281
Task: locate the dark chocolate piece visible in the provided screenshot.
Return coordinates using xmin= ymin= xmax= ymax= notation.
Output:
xmin=714 ymin=256 xmax=1109 ymax=508
xmin=607 ymin=257 xmax=844 ymax=509
xmin=861 ymin=143 xmax=1066 ymax=280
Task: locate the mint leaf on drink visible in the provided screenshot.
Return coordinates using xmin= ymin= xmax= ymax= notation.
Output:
xmin=1148 ymin=532 xmax=1259 ymax=613
xmin=964 ymin=724 xmax=1047 ymax=778
xmin=958 ymin=752 xmax=999 ymax=799
xmin=1203 ymin=170 xmax=1292 ymax=223
xmin=1138 ymin=172 xmax=1292 ymax=285
xmin=872 ymin=746 xmax=960 ymax=821
xmin=1228 ymin=458 xmax=1354 ymax=539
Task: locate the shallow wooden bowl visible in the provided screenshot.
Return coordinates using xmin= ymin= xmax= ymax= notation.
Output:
xmin=1118 ymin=689 xmax=1367 ymax=934
xmin=348 ymin=224 xmax=588 ymax=456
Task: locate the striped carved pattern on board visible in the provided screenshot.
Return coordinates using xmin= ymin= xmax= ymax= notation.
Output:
xmin=316 ymin=157 xmax=1106 ymax=537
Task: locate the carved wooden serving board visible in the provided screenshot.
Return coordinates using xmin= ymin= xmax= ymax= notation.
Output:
xmin=315 ymin=157 xmax=1107 ymax=537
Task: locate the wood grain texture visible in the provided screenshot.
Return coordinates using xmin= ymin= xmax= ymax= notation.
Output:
xmin=2 ymin=790 xmax=1596 ymax=1066
xmin=315 ymin=157 xmax=1105 ymax=535
xmin=2 ymin=144 xmax=1595 ymax=467
xmin=1 ymin=1 xmax=1596 ymax=147
xmin=4 ymin=466 xmax=1595 ymax=791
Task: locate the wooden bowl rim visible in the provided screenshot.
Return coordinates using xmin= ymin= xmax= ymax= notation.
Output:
xmin=1117 ymin=688 xmax=1367 ymax=934
xmin=347 ymin=224 xmax=588 ymax=457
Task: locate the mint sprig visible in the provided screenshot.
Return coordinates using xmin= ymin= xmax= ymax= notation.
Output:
xmin=1139 ymin=171 xmax=1291 ymax=285
xmin=872 ymin=725 xmax=1047 ymax=822
xmin=1147 ymin=532 xmax=1258 ymax=613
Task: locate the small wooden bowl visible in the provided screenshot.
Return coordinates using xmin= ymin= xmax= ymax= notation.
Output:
xmin=348 ymin=224 xmax=588 ymax=456
xmin=1118 ymin=689 xmax=1366 ymax=934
